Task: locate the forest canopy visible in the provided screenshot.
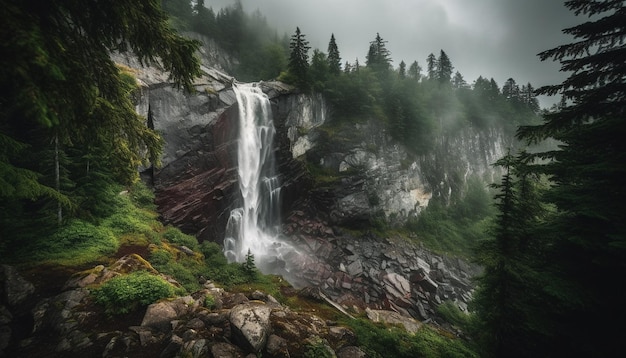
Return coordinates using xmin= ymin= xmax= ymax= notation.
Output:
xmin=0 ymin=0 xmax=200 ymax=244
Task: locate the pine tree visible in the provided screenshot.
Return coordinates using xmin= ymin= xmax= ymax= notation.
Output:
xmin=502 ymin=78 xmax=520 ymax=101
xmin=327 ymin=33 xmax=342 ymax=76
xmin=408 ymin=60 xmax=421 ymax=81
xmin=310 ymin=49 xmax=329 ymax=91
xmin=437 ymin=50 xmax=453 ymax=84
xmin=287 ymin=27 xmax=311 ymax=89
xmin=0 ymin=0 xmax=200 ymax=239
xmin=520 ymin=83 xmax=540 ymax=113
xmin=515 ymin=1 xmax=626 ymax=356
xmin=452 ymin=71 xmax=468 ymax=89
xmin=426 ymin=53 xmax=437 ymax=80
xmin=398 ymin=61 xmax=407 ymax=79
xmin=473 ymin=151 xmax=548 ymax=358
xmin=365 ymin=33 xmax=392 ymax=71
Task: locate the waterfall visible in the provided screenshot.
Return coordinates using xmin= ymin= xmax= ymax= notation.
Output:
xmin=223 ymin=83 xmax=292 ymax=271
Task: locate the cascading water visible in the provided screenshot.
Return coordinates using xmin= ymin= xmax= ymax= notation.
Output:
xmin=223 ymin=83 xmax=293 ymax=272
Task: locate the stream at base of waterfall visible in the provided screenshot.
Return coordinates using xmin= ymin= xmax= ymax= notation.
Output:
xmin=223 ymin=83 xmax=299 ymax=276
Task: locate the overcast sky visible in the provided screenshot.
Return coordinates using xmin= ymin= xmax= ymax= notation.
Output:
xmin=207 ymin=0 xmax=580 ymax=108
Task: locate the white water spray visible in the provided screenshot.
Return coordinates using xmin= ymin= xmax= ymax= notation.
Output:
xmin=223 ymin=83 xmax=291 ymax=270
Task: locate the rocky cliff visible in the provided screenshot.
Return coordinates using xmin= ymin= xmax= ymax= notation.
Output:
xmin=114 ymin=34 xmax=510 ymax=331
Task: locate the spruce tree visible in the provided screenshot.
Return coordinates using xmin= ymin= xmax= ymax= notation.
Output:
xmin=287 ymin=27 xmax=311 ymax=89
xmin=408 ymin=60 xmax=421 ymax=81
xmin=515 ymin=1 xmax=626 ymax=356
xmin=398 ymin=60 xmax=407 ymax=79
xmin=473 ymin=152 xmax=548 ymax=358
xmin=437 ymin=50 xmax=453 ymax=84
xmin=365 ymin=33 xmax=392 ymax=71
xmin=0 ymin=0 xmax=200 ymax=239
xmin=327 ymin=33 xmax=342 ymax=75
xmin=426 ymin=53 xmax=437 ymax=80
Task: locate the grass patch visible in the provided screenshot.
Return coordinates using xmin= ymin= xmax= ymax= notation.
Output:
xmin=92 ymin=270 xmax=176 ymax=316
xmin=436 ymin=300 xmax=477 ymax=332
xmin=342 ymin=317 xmax=479 ymax=358
xmin=25 ymin=219 xmax=119 ymax=267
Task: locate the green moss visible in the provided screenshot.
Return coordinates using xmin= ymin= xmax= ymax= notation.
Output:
xmin=342 ymin=317 xmax=479 ymax=358
xmin=93 ymin=270 xmax=176 ymax=316
xmin=26 ymin=219 xmax=119 ymax=266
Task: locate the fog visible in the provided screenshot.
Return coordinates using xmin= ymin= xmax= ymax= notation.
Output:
xmin=207 ymin=0 xmax=580 ymax=108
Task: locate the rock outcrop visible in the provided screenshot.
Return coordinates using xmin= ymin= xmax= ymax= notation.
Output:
xmin=2 ymin=260 xmax=367 ymax=358
xmin=113 ymin=34 xmax=504 ymax=335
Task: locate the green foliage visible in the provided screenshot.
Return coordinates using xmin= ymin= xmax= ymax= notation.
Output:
xmin=163 ymin=226 xmax=199 ymax=251
xmin=407 ymin=177 xmax=495 ymax=257
xmin=200 ymin=241 xmax=228 ymax=266
xmin=303 ymin=337 xmax=334 ymax=358
xmin=242 ymin=249 xmax=257 ymax=278
xmin=436 ymin=300 xmax=476 ymax=332
xmin=0 ymin=0 xmax=200 ymax=244
xmin=93 ymin=271 xmax=175 ymax=315
xmin=476 ymin=3 xmax=626 ymax=356
xmin=287 ymin=27 xmax=311 ymax=90
xmin=24 ymin=219 xmax=118 ymax=266
xmin=204 ymin=294 xmax=216 ymax=309
xmin=343 ymin=318 xmax=478 ymax=358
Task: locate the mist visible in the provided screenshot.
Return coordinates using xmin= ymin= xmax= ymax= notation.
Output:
xmin=206 ymin=0 xmax=579 ymax=108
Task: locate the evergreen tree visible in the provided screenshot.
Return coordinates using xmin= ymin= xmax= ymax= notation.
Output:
xmin=398 ymin=60 xmax=407 ymax=79
xmin=191 ymin=0 xmax=216 ymax=37
xmin=310 ymin=49 xmax=329 ymax=91
xmin=426 ymin=53 xmax=437 ymax=80
xmin=0 ymin=0 xmax=200 ymax=239
xmin=344 ymin=61 xmax=352 ymax=74
xmin=437 ymin=50 xmax=453 ymax=84
xmin=327 ymin=33 xmax=342 ymax=75
xmin=514 ymin=1 xmax=626 ymax=356
xmin=287 ymin=27 xmax=311 ymax=89
xmin=520 ymin=83 xmax=540 ymax=113
xmin=473 ymin=152 xmax=548 ymax=358
xmin=502 ymin=78 xmax=520 ymax=101
xmin=452 ymin=71 xmax=468 ymax=89
xmin=215 ymin=1 xmax=244 ymax=54
xmin=365 ymin=33 xmax=392 ymax=71
xmin=408 ymin=60 xmax=421 ymax=81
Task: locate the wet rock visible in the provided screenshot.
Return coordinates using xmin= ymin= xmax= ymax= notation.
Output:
xmin=0 ymin=265 xmax=35 ymax=307
xmin=365 ymin=308 xmax=422 ymax=334
xmin=210 ymin=341 xmax=245 ymax=358
xmin=141 ymin=296 xmax=194 ymax=332
xmin=181 ymin=338 xmax=209 ymax=358
xmin=337 ymin=346 xmax=367 ymax=358
xmin=160 ymin=334 xmax=184 ymax=358
xmin=229 ymin=302 xmax=272 ymax=352
xmin=265 ymin=334 xmax=290 ymax=358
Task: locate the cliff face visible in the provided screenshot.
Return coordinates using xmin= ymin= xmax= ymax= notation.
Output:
xmin=119 ymin=36 xmax=513 ymax=325
xmin=284 ymin=99 xmax=509 ymax=227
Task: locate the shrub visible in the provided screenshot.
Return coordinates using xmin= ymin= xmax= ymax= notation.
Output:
xmin=204 ymin=294 xmax=216 ymax=309
xmin=30 ymin=219 xmax=118 ymax=265
xmin=129 ymin=181 xmax=156 ymax=210
xmin=343 ymin=317 xmax=479 ymax=358
xmin=436 ymin=300 xmax=474 ymax=330
xmin=303 ymin=337 xmax=335 ymax=358
xmin=163 ymin=226 xmax=199 ymax=251
xmin=93 ymin=271 xmax=175 ymax=315
xmin=200 ymin=241 xmax=228 ymax=266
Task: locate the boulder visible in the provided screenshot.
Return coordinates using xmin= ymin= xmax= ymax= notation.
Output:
xmin=365 ymin=308 xmax=422 ymax=334
xmin=229 ymin=302 xmax=272 ymax=353
xmin=337 ymin=346 xmax=367 ymax=358
xmin=0 ymin=265 xmax=35 ymax=307
xmin=265 ymin=334 xmax=290 ymax=358
xmin=141 ymin=296 xmax=194 ymax=332
xmin=210 ymin=341 xmax=245 ymax=358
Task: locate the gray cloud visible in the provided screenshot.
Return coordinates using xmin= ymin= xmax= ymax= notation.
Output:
xmin=208 ymin=0 xmax=580 ymax=107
